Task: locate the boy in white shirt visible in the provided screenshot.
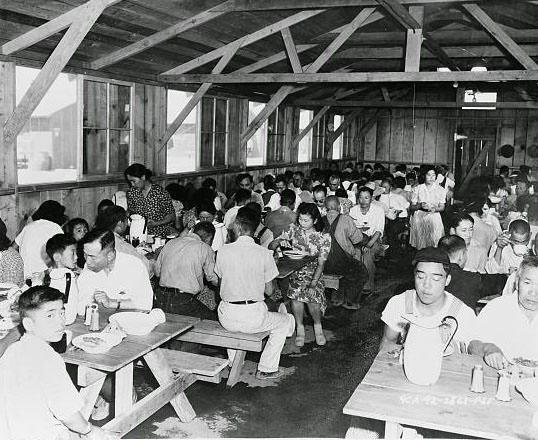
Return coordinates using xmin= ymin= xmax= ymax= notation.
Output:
xmin=381 ymin=247 xmax=477 ymax=352
xmin=485 ymin=219 xmax=530 ymax=274
xmin=0 ymin=285 xmax=115 ymax=440
xmin=45 ymin=234 xmax=81 ymax=324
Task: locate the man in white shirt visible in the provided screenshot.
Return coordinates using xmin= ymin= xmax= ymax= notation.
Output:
xmin=78 ymin=229 xmax=153 ymax=312
xmin=216 ymin=208 xmax=294 ymax=380
xmin=381 ymin=247 xmax=477 ymax=351
xmin=327 ymin=174 xmax=355 ymax=204
xmin=470 ymin=256 xmax=538 ymax=369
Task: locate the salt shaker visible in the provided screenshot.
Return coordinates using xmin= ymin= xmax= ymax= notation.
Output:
xmin=89 ymin=305 xmax=100 ymax=332
xmin=470 ymin=365 xmax=485 ymax=393
xmin=496 ymin=371 xmax=512 ymax=402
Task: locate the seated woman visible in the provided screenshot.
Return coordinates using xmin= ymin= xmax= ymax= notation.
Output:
xmin=269 ymin=203 xmax=331 ymax=347
xmin=0 ymin=219 xmax=24 ymax=287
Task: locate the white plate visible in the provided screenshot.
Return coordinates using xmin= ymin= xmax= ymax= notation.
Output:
xmin=282 ymin=250 xmax=307 ymax=260
xmin=72 ymin=332 xmax=121 ymax=354
xmin=109 ymin=312 xmax=158 ymax=335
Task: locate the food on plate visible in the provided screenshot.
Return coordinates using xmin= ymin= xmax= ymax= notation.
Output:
xmin=513 ymin=357 xmax=538 ymax=368
xmin=81 ymin=335 xmax=106 ymax=348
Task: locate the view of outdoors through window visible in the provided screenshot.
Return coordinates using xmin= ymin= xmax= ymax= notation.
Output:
xmin=332 ymin=114 xmax=343 ymax=160
xmin=167 ymin=90 xmax=197 ymax=173
xmin=298 ymin=109 xmax=313 ymax=162
xmin=16 ymin=66 xmax=78 ymax=185
xmin=246 ymin=101 xmax=267 ymax=166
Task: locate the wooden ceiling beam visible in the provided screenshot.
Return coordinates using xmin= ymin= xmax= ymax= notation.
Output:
xmin=233 ymin=44 xmax=316 ymax=73
xmin=3 ymin=0 xmax=111 ymax=146
xmin=404 ymin=5 xmax=423 ymax=72
xmin=160 ymin=10 xmax=325 ymax=77
xmin=293 ymin=100 xmax=538 ymax=108
xmin=162 ymin=70 xmax=538 ymax=83
xmin=221 ymin=0 xmax=507 ymax=11
xmin=462 ymin=3 xmax=538 ymax=70
xmin=0 ymin=0 xmax=121 ymax=55
xmin=280 ymin=28 xmax=303 ymax=73
xmin=239 ymin=7 xmax=376 ymax=145
xmin=89 ymin=2 xmax=234 ymax=70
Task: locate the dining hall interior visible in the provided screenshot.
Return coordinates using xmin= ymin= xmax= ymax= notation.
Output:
xmin=3 ymin=0 xmax=538 ymax=439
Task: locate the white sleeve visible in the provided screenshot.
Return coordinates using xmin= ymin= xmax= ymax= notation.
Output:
xmin=373 ymin=206 xmax=385 ymax=235
xmin=266 ymin=193 xmax=281 ymax=212
xmin=485 ymin=243 xmax=502 ymax=274
xmin=453 ymin=306 xmax=478 ymax=345
xmin=124 ymin=259 xmax=153 ymax=311
xmin=380 ymin=294 xmax=406 ymax=333
xmin=76 ymin=270 xmax=95 ymax=315
xmin=502 ymin=272 xmax=517 ymax=296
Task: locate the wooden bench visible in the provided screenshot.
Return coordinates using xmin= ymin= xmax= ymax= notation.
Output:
xmin=176 ymin=319 xmax=270 ymax=387
xmin=161 ymin=349 xmax=229 ymax=384
xmin=324 ymin=274 xmax=343 ymax=290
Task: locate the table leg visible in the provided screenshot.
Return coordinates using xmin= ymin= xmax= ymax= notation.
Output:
xmin=385 ymin=421 xmax=403 ymax=439
xmin=227 ymin=349 xmax=246 ymax=387
xmin=79 ymin=377 xmax=106 ymax=420
xmin=115 ymin=363 xmax=134 ymax=417
xmin=144 ymin=349 xmax=196 ymax=422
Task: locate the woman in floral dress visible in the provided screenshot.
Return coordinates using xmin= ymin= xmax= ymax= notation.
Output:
xmin=271 ymin=203 xmax=331 ymax=347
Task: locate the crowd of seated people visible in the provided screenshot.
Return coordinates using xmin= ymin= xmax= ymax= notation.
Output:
xmin=2 ymin=159 xmax=538 ymax=438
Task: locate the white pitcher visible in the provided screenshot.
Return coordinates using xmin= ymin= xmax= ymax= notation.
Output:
xmin=129 ymin=214 xmax=147 ymax=243
xmin=402 ymin=315 xmax=458 ymax=386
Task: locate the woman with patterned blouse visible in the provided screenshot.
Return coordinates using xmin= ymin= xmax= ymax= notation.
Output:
xmin=270 ymin=203 xmax=331 ymax=347
xmin=124 ymin=163 xmax=175 ymax=237
xmin=0 ymin=218 xmax=24 ymax=287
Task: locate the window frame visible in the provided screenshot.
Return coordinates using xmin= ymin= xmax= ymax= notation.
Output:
xmin=246 ymin=100 xmax=268 ymax=167
xmin=199 ymin=96 xmax=229 ymax=169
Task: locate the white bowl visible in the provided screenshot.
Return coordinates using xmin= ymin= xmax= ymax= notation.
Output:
xmin=516 ymin=377 xmax=538 ymax=406
xmin=109 ymin=312 xmax=157 ymax=335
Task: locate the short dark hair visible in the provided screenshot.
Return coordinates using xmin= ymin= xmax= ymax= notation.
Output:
xmin=95 ymin=206 xmax=128 ymax=231
xmin=448 ymin=212 xmax=474 ymax=230
xmin=357 ymin=186 xmax=373 ymax=197
xmin=235 ymin=206 xmax=259 ymax=236
xmin=202 ymin=178 xmax=217 ymax=189
xmin=275 ymin=174 xmax=287 ymax=186
xmin=32 ymin=200 xmax=66 ymax=225
xmin=245 ymin=201 xmax=262 ymax=216
xmin=18 ymin=285 xmax=63 ymax=320
xmin=196 ymin=201 xmax=216 ymax=217
xmin=236 ymin=173 xmax=253 ymax=185
xmin=193 ymin=221 xmax=216 ymax=240
xmin=166 ymin=183 xmax=187 ymax=202
xmin=280 ymin=189 xmax=296 ymax=208
xmin=293 ymin=171 xmax=304 ymax=178
xmin=64 ymin=218 xmax=89 ymax=236
xmin=235 ymin=188 xmax=252 ymax=205
xmin=97 ymin=199 xmax=114 ymax=214
xmin=263 ymin=174 xmax=275 ymax=191
xmin=82 ymin=229 xmax=115 ymax=252
xmin=296 ymin=202 xmax=323 ymax=232
xmin=438 ymin=235 xmax=467 ymax=260
xmin=312 ymin=185 xmax=327 ymax=196
xmin=335 ymin=188 xmax=347 ymax=198
xmin=500 ymin=165 xmax=510 ymax=175
xmin=46 ymin=234 xmax=76 ymax=260
xmin=510 ymin=218 xmax=531 ymax=235
xmin=124 ymin=163 xmax=152 ymax=181
xmin=394 ymin=176 xmax=406 ymax=189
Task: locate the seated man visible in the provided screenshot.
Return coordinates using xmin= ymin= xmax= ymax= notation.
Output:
xmin=224 ymin=173 xmax=264 ymax=209
xmin=244 ymin=202 xmax=274 ymax=248
xmin=78 ymin=229 xmax=153 ymax=312
xmin=381 ymin=247 xmax=477 ymax=351
xmin=485 ymin=219 xmax=530 ymax=275
xmin=313 ymin=185 xmax=327 ymax=216
xmin=0 ymin=285 xmax=114 ymax=440
xmin=322 ymin=196 xmax=368 ymax=310
xmin=224 ymin=188 xmax=251 ymax=230
xmin=470 ymin=256 xmax=538 ymax=369
xmin=264 ymin=189 xmax=297 ymax=239
xmin=438 ymin=235 xmax=483 ymax=310
xmin=448 ymin=213 xmax=487 ymax=274
xmin=327 ymin=174 xmax=355 ymax=204
xmin=154 ymin=221 xmax=219 ymax=319
xmin=215 ymin=207 xmax=294 ymax=380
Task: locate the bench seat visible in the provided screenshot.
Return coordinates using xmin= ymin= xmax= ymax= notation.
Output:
xmin=176 ymin=319 xmax=270 ymax=387
xmin=324 ymin=274 xmax=343 ymax=290
xmin=161 ymin=348 xmax=229 ymax=384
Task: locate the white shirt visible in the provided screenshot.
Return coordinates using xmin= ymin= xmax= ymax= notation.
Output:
xmin=224 ymin=206 xmax=240 ymax=229
xmin=349 ymin=203 xmax=385 ymax=237
xmin=474 ymin=294 xmax=538 ymax=360
xmin=485 ymin=243 xmax=527 ymax=274
xmin=49 ymin=268 xmax=80 ymax=324
xmin=78 ymin=252 xmax=153 ymax=311
xmin=379 ymin=193 xmax=410 ymax=218
xmin=265 ymin=192 xmax=281 ymax=212
xmin=15 ymin=220 xmax=63 ymax=276
xmin=0 ymin=333 xmax=83 ymax=440
xmin=381 ymin=290 xmax=477 ymax=345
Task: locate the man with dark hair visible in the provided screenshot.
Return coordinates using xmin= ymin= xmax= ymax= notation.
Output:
xmin=95 ymin=205 xmax=151 ymax=274
xmin=380 ymin=247 xmax=477 ymax=351
xmin=244 ymin=202 xmax=274 ymax=248
xmin=274 ymin=174 xmax=287 ymax=193
xmin=486 ymin=218 xmax=531 ymax=274
xmin=215 ymin=207 xmax=294 ymax=380
xmin=224 ymin=188 xmax=252 ymax=229
xmin=438 ymin=235 xmax=484 ymax=309
xmin=264 ymin=189 xmax=297 ymax=238
xmin=78 ymin=229 xmax=152 ymax=312
xmin=448 ymin=212 xmax=487 ymax=273
xmin=202 ymin=177 xmax=227 ymax=210
xmin=225 ymin=173 xmax=264 ymax=209
xmin=313 ymin=184 xmax=328 ymax=216
xmin=0 ymin=285 xmax=115 ymax=440
xmin=154 ymin=221 xmax=219 ymax=318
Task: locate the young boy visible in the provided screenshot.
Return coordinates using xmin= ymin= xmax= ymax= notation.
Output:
xmin=45 ymin=234 xmax=81 ymax=325
xmin=0 ymin=286 xmax=114 ymax=440
xmin=485 ymin=219 xmax=531 ymax=274
xmin=223 ymin=188 xmax=252 ymax=230
xmin=448 ymin=213 xmax=488 ymax=274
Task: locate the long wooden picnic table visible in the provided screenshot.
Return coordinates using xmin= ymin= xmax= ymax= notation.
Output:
xmin=64 ymin=310 xmax=199 ymax=437
xmin=343 ymin=344 xmax=538 ymax=439
xmin=276 ymin=255 xmax=314 ymax=279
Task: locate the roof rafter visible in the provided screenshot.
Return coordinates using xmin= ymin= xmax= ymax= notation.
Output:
xmin=280 ymin=27 xmax=303 ymax=73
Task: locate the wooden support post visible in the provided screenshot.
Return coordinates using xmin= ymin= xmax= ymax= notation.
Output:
xmin=157 ymin=39 xmax=243 ymax=153
xmin=0 ymin=62 xmax=16 ymax=192
xmin=404 ymin=29 xmax=422 ymax=71
xmin=3 ymin=0 xmax=110 ymax=146
xmin=240 ymin=7 xmax=375 ymax=145
xmin=462 ymin=3 xmax=538 ymax=69
xmin=115 ymin=363 xmax=134 ymax=417
xmin=1 ymin=0 xmax=121 ymax=56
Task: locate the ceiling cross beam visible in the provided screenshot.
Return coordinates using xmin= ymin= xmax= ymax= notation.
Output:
xmin=239 ymin=7 xmax=376 ymax=145
xmin=280 ymin=27 xmax=303 ymax=73
xmin=3 ymin=0 xmax=112 ymax=146
xmin=159 ymin=9 xmax=325 ymax=77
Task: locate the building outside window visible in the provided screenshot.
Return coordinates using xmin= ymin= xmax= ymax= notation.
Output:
xmin=166 ymin=90 xmax=198 ymax=173
xmin=200 ymin=97 xmax=228 ymax=168
xmin=298 ymin=109 xmax=313 ymax=163
xmin=246 ymin=101 xmax=267 ymax=166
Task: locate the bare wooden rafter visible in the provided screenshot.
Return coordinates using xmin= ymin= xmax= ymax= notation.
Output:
xmin=404 ymin=6 xmax=423 ymax=72
xmin=89 ymin=2 xmax=235 ymax=70
xmin=280 ymin=28 xmax=303 ymax=73
xmin=291 ymin=106 xmax=331 ymax=149
xmin=240 ymin=7 xmax=376 ymax=145
xmin=3 ymin=0 xmax=112 ymax=146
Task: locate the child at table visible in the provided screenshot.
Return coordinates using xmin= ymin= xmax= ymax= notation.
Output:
xmin=45 ymin=234 xmax=82 ymax=325
xmin=0 ymin=285 xmax=116 ymax=440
